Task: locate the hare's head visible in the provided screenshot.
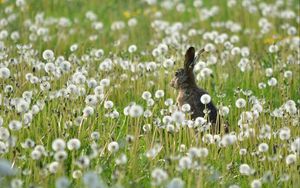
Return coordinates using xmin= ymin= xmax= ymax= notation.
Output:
xmin=170 ymin=47 xmax=204 ymax=89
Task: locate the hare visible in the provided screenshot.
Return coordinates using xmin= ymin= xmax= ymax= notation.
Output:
xmin=170 ymin=47 xmax=228 ymax=133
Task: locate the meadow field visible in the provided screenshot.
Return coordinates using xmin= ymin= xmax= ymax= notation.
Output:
xmin=0 ymin=0 xmax=299 ymax=187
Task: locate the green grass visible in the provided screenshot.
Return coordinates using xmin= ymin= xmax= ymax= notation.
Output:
xmin=0 ymin=0 xmax=299 ymax=187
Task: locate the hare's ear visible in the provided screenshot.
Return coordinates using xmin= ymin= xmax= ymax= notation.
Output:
xmin=194 ymin=48 xmax=205 ymax=62
xmin=184 ymin=47 xmax=195 ymax=71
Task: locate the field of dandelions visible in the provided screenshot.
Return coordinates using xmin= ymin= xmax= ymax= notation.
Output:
xmin=0 ymin=0 xmax=299 ymax=187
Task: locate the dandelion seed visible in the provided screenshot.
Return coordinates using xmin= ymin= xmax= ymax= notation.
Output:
xmin=142 ymin=91 xmax=152 ymax=100
xmin=178 ymin=156 xmax=192 ymax=170
xmin=52 ymin=138 xmax=66 ymax=151
xmin=115 ymin=154 xmax=128 ymax=165
xmin=219 ymin=106 xmax=230 ymax=116
xmin=76 ymin=156 xmax=90 ymax=168
xmin=239 ymin=148 xmax=247 ymax=155
xmin=251 ymin=179 xmax=262 ymax=188
xmin=91 ymin=132 xmax=100 ymax=140
xmin=279 ymin=127 xmax=290 ymax=140
xmin=10 ymin=178 xmax=23 ymax=188
xmin=128 ymin=45 xmax=137 ymax=53
xmin=104 ymin=101 xmax=114 ymax=109
xmin=0 ymin=67 xmax=10 ymax=79
xmin=129 ymin=105 xmax=143 ymax=118
xmin=155 ymin=90 xmax=165 ymax=99
xmin=67 ymin=138 xmax=81 ymax=150
xmin=31 ymin=150 xmax=42 ymax=160
xmin=267 ymin=77 xmax=277 ymax=86
xmin=235 ymin=98 xmax=246 ymax=108
xmin=258 ymin=143 xmax=269 ymax=152
xmin=48 ymin=161 xmax=60 ymax=173
xmin=228 ymin=185 xmax=240 ymax=188
xmin=171 ymin=111 xmax=185 ymax=124
xmin=72 ymin=170 xmax=82 ymax=179
xmin=55 ymin=177 xmax=70 ymax=188
xmin=181 ymin=104 xmax=191 ymax=112
xmin=284 ymin=70 xmax=292 ymax=78
xmin=0 ymin=127 xmax=10 ymax=140
xmin=54 ymin=150 xmax=68 ymax=161
xmin=0 ymin=159 xmax=16 ymax=176
xmin=200 ymin=94 xmax=211 ymax=104
xmin=239 ymin=164 xmax=254 ymax=176
xmin=151 ymin=168 xmax=168 ymax=186
xmin=286 ymin=154 xmax=297 ymax=165
xmin=265 ymin=68 xmax=273 ymax=77
xmin=167 ymin=177 xmax=184 ymax=188
xmin=268 ymin=44 xmax=279 ymax=53
xmin=107 ymin=141 xmax=119 ymax=153
xmin=42 ymin=49 xmax=54 ymax=61
xmin=8 ymin=120 xmax=22 ymax=131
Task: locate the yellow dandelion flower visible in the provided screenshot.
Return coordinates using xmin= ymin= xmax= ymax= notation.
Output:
xmin=123 ymin=11 xmax=131 ymax=18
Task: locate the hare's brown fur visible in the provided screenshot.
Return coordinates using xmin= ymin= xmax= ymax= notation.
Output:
xmin=170 ymin=47 xmax=228 ymax=133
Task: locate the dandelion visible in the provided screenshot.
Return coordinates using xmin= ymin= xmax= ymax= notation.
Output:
xmin=52 ymin=138 xmax=66 ymax=151
xmin=200 ymin=94 xmax=211 ymax=104
xmin=219 ymin=106 xmax=230 ymax=116
xmin=55 ymin=177 xmax=70 ymax=188
xmin=239 ymin=164 xmax=254 ymax=176
xmin=229 ymin=185 xmax=240 ymax=188
xmin=155 ymin=90 xmax=164 ymax=99
xmin=10 ymin=178 xmax=23 ymax=188
xmin=128 ymin=18 xmax=138 ymax=27
xmin=16 ymin=99 xmax=30 ymax=113
xmin=265 ymin=68 xmax=273 ymax=77
xmin=279 ymin=127 xmax=290 ymax=140
xmin=258 ymin=143 xmax=269 ymax=152
xmin=9 ymin=120 xmax=22 ymax=131
xmin=235 ymin=98 xmax=246 ymax=108
xmin=181 ymin=103 xmax=191 ymax=112
xmin=67 ymin=138 xmax=81 ymax=150
xmin=42 ymin=49 xmax=54 ymax=61
xmin=128 ymin=45 xmax=137 ymax=53
xmin=239 ymin=148 xmax=247 ymax=155
xmin=251 ymin=179 xmax=262 ymax=188
xmin=72 ymin=170 xmax=82 ymax=179
xmin=104 ymin=100 xmax=114 ymax=109
xmin=144 ymin=109 xmax=152 ymax=118
xmin=0 ymin=67 xmax=10 ymax=79
xmin=178 ymin=156 xmax=192 ymax=170
xmin=142 ymin=91 xmax=152 ymax=100
xmin=0 ymin=127 xmax=10 ymax=140
xmin=0 ymin=159 xmax=16 ymax=176
xmin=115 ymin=154 xmax=128 ymax=165
xmin=267 ymin=77 xmax=277 ymax=86
xmin=171 ymin=111 xmax=185 ymax=124
xmin=107 ymin=141 xmax=119 ymax=153
xmin=31 ymin=150 xmax=42 ymax=160
xmin=54 ymin=150 xmax=68 ymax=161
xmin=286 ymin=154 xmax=297 ymax=165
xmin=167 ymin=178 xmax=184 ymax=188
xmin=199 ymin=147 xmax=209 ymax=157
xmin=0 ymin=141 xmax=8 ymax=154
xmin=129 ymin=104 xmax=143 ymax=118
xmin=151 ymin=168 xmax=168 ymax=186
xmin=48 ymin=161 xmax=60 ymax=173
xmin=284 ymin=70 xmax=292 ymax=78
xmin=268 ymin=44 xmax=279 ymax=53
xmin=221 ymin=134 xmax=237 ymax=146
xmin=91 ymin=132 xmax=100 ymax=140
xmin=76 ymin=156 xmax=90 ymax=168
xmin=166 ymin=124 xmax=175 ymax=133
